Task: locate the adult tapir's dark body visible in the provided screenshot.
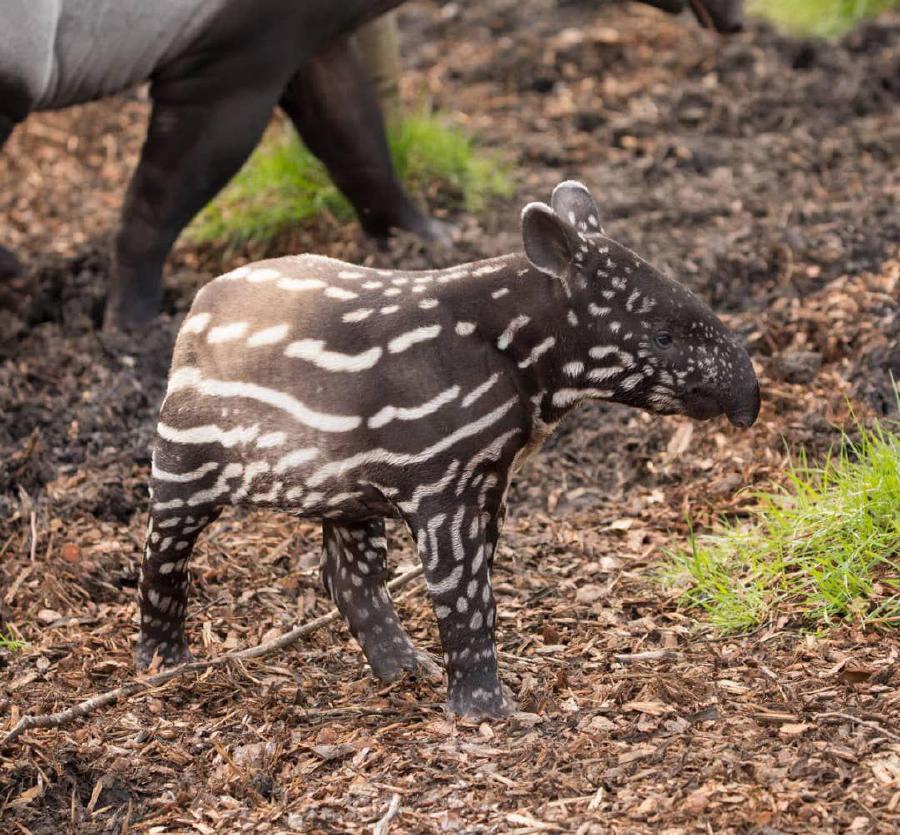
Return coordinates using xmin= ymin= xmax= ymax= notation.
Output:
xmin=0 ymin=0 xmax=742 ymax=329
xmin=1 ymin=0 xmax=428 ymax=328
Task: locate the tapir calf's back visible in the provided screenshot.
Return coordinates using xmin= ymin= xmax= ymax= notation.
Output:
xmin=153 ymin=255 xmax=528 ymax=519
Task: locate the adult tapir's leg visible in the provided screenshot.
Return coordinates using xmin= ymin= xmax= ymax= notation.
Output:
xmin=0 ymin=115 xmax=23 ymax=280
xmin=279 ymin=37 xmax=448 ymax=242
xmin=106 ymin=79 xmax=281 ymax=329
xmin=321 ymin=517 xmax=439 ymax=681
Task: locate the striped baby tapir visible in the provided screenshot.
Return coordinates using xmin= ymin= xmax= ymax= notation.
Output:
xmin=138 ymin=181 xmax=760 ymax=717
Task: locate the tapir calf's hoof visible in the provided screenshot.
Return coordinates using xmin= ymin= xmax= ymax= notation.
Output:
xmin=136 ymin=638 xmax=194 ymax=671
xmin=448 ymin=681 xmax=516 ymax=719
xmin=366 ymin=639 xmax=443 ymax=683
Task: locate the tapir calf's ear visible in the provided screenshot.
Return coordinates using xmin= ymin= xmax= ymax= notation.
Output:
xmin=550 ymin=180 xmax=603 ymax=234
xmin=521 ymin=202 xmax=581 ymax=284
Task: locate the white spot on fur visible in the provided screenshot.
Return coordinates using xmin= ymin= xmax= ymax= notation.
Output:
xmin=246 ymin=323 xmax=289 ymax=347
xmin=182 ymin=312 xmax=211 ymax=334
xmin=342 ymin=308 xmax=374 ymax=323
xmin=157 ymin=422 xmax=260 ymax=447
xmin=368 ymin=386 xmax=460 ymax=429
xmin=273 ymin=448 xmax=319 ymax=474
xmin=518 ymin=337 xmax=556 ymax=369
xmin=285 ymin=339 xmax=382 ymax=372
xmin=462 ymin=374 xmax=500 ymax=408
xmin=208 ymin=322 xmax=248 ymax=344
xmin=388 ymin=324 xmax=441 ymax=354
xmin=497 ymin=315 xmax=530 ymax=350
xmin=255 ymin=431 xmax=286 ymax=448
xmin=276 ymin=277 xmax=326 ymax=292
xmin=152 ymin=461 xmax=219 ymax=483
xmin=552 ymin=388 xmax=613 ymax=408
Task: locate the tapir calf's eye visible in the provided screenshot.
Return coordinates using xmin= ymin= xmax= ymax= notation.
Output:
xmin=655 ymin=332 xmax=673 ymax=348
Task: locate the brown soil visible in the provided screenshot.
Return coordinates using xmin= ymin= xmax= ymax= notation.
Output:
xmin=1 ymin=2 xmax=898 ymax=832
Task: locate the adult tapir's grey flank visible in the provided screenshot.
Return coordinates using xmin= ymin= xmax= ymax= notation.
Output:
xmin=0 ymin=1 xmax=743 ymax=330
xmin=138 ymin=181 xmax=760 ymax=717
xmin=1 ymin=0 xmax=441 ymax=329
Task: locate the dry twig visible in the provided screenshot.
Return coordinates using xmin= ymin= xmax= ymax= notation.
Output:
xmin=816 ymin=711 xmax=900 ymax=743
xmin=613 ymin=650 xmax=681 ymax=663
xmin=373 ymin=793 xmax=402 ymax=835
xmin=0 ymin=566 xmax=423 ymax=750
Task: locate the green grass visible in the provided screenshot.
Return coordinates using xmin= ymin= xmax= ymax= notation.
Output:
xmin=0 ymin=628 xmax=25 ymax=652
xmin=187 ymin=108 xmax=512 ymax=252
xmin=664 ymin=418 xmax=900 ymax=634
xmin=751 ymin=0 xmax=900 ymax=37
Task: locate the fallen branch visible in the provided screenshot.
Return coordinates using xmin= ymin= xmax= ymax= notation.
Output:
xmin=1 ymin=566 xmax=424 ymax=750
xmin=613 ymin=650 xmax=681 ymax=664
xmin=816 ymin=711 xmax=900 ymax=743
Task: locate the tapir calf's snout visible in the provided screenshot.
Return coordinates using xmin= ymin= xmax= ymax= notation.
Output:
xmin=725 ymin=378 xmax=761 ymax=428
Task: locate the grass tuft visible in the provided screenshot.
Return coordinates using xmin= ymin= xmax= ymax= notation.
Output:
xmin=751 ymin=0 xmax=900 ymax=37
xmin=664 ymin=417 xmax=900 ymax=633
xmin=1 ymin=628 xmax=25 ymax=652
xmin=187 ymin=108 xmax=512 ymax=252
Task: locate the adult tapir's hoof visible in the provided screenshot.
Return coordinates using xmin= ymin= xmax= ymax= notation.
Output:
xmin=448 ymin=679 xmax=517 ymax=719
xmin=102 ymin=282 xmax=163 ymax=332
xmin=0 ymin=246 xmax=22 ymax=280
xmin=135 ymin=636 xmax=194 ymax=672
xmin=417 ymin=217 xmax=455 ymax=245
xmin=367 ymin=213 xmax=456 ymax=250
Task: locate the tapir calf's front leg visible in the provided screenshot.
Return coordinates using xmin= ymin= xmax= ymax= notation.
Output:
xmin=321 ymin=519 xmax=438 ymax=682
xmin=411 ymin=504 xmax=512 ymax=717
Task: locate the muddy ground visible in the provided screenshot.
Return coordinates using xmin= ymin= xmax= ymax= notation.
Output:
xmin=1 ymin=1 xmax=899 ymax=832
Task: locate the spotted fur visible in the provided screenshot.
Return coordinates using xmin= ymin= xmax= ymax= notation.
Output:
xmin=137 ymin=181 xmax=760 ymax=718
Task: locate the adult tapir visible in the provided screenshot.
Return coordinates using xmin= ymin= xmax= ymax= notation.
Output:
xmin=639 ymin=0 xmax=743 ymax=32
xmin=0 ymin=0 xmax=742 ymax=329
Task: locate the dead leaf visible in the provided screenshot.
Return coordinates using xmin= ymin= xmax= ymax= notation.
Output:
xmin=682 ymin=787 xmax=712 ymax=814
xmin=11 ymin=782 xmax=43 ymax=807
xmin=575 ymin=584 xmax=605 ymax=604
xmin=312 ymin=743 xmax=355 ymax=761
xmin=778 ymin=722 xmax=811 ymax=736
xmin=666 ymin=422 xmax=694 ymax=457
xmin=622 ymin=700 xmax=672 ymax=716
xmin=717 ymin=679 xmax=749 ymax=695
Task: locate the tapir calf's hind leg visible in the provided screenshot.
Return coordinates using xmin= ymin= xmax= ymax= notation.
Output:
xmin=137 ymin=504 xmax=220 ymax=669
xmin=321 ymin=518 xmax=438 ymax=682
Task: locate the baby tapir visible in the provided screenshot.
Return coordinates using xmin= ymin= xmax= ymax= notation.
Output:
xmin=138 ymin=181 xmax=760 ymax=717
